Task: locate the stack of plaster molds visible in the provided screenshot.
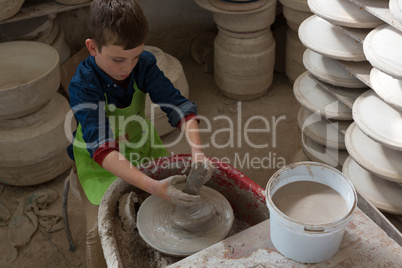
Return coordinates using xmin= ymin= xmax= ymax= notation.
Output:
xmin=195 ymin=0 xmax=277 ymax=101
xmin=293 ymin=0 xmax=382 ymax=170
xmin=279 ymin=0 xmax=312 ymax=83
xmin=0 ymin=15 xmax=71 ymax=64
xmin=0 ymin=41 xmax=75 ymax=186
xmin=343 ymin=19 xmax=402 ymax=217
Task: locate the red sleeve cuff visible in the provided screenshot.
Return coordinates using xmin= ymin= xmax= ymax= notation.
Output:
xmin=93 ymin=141 xmax=119 ymax=166
xmin=177 ymin=113 xmax=199 ymax=129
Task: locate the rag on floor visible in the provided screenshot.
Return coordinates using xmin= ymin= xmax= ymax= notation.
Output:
xmin=6 ymin=189 xmax=64 ymax=262
xmin=0 ymin=202 xmax=10 ymax=226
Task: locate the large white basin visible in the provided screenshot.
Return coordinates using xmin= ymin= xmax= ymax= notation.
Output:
xmin=0 ymin=41 xmax=60 ymax=119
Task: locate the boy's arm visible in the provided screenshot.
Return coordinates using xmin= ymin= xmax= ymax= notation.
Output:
xmin=180 ymin=118 xmax=215 ymax=195
xmin=180 ymin=118 xmax=206 ymax=163
xmin=101 ymin=150 xmax=200 ymax=206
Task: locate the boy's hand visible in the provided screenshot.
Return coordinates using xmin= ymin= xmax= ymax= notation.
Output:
xmin=192 ymin=152 xmax=206 ymax=163
xmin=184 ymin=159 xmax=215 ymax=195
xmin=159 ymin=175 xmax=201 ymax=207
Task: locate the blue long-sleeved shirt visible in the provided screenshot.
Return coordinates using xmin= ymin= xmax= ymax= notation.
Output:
xmin=68 ymin=51 xmax=197 ymax=162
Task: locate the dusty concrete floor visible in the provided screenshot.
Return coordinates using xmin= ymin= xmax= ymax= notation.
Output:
xmin=162 ymin=59 xmax=301 ymax=187
xmin=0 ymin=57 xmax=301 ymax=267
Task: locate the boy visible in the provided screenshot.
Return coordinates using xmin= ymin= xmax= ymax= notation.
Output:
xmin=68 ymin=0 xmax=211 ymax=266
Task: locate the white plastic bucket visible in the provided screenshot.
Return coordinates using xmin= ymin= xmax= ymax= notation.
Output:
xmin=265 ymin=161 xmax=357 ymax=263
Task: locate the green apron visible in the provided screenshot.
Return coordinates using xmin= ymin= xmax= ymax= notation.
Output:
xmin=73 ymin=81 xmax=169 ymax=205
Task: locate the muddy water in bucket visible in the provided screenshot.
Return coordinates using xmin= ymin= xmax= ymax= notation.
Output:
xmin=272 ymin=181 xmax=349 ymax=224
xmin=266 ymin=162 xmax=357 ymax=263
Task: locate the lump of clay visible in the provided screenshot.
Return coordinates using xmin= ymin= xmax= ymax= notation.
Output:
xmin=171 ymin=202 xmax=216 ymax=232
xmin=171 ymin=159 xmax=216 ymax=231
xmin=184 ymin=160 xmax=215 ymax=195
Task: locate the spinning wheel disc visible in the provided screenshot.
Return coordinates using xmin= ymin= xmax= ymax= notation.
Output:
xmin=137 ymin=186 xmax=234 ymax=256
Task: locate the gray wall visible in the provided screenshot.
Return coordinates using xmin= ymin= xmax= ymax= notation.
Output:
xmin=56 ymin=0 xmax=217 ymax=59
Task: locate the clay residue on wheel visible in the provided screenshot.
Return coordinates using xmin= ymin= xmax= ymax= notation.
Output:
xmin=136 ymin=185 xmax=234 ymax=256
xmin=105 ymin=189 xmax=250 ymax=267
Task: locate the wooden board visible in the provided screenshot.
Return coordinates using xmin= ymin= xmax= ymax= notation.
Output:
xmin=347 ymin=0 xmax=402 ymax=32
xmin=170 ymin=207 xmax=402 ymax=267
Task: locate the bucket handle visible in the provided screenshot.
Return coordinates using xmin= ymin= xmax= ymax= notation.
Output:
xmin=304 ymin=226 xmax=325 ymax=233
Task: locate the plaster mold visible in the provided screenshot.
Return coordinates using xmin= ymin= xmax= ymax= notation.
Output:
xmin=55 ymin=0 xmax=92 ymax=4
xmin=370 ymin=68 xmax=402 ymax=111
xmin=293 ymin=72 xmax=353 ymax=120
xmin=301 ymin=134 xmax=348 ymax=169
xmin=0 ymin=41 xmax=60 ymax=119
xmin=297 ymin=107 xmax=351 ymax=150
xmin=353 ymin=90 xmax=402 ymax=151
xmin=0 ymin=93 xmax=73 ymax=166
xmin=0 ymin=93 xmax=75 ymax=185
xmin=285 ymin=28 xmax=307 ymax=83
xmin=195 ymin=0 xmax=276 ymax=101
xmin=0 ymin=0 xmax=24 ymax=21
xmin=299 ymin=15 xmax=366 ymax=61
xmin=303 ymin=49 xmax=366 ymax=88
xmin=343 ymin=156 xmax=402 ymax=215
xmin=345 ymin=123 xmax=402 ymax=183
xmin=0 ymin=16 xmax=53 ymax=42
xmin=308 ymin=0 xmax=383 ymax=28
xmin=282 ymin=4 xmax=312 ymax=32
xmin=363 ymin=24 xmax=402 ymax=80
xmin=208 ymin=0 xmax=268 ymax=12
xmin=51 ymin=27 xmax=71 ymax=65
xmin=389 ymin=0 xmax=402 ymax=25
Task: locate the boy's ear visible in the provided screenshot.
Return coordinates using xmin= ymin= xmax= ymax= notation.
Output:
xmin=85 ymin=39 xmax=98 ymax=57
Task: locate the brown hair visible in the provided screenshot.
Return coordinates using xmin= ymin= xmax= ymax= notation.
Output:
xmin=88 ymin=0 xmax=149 ymax=51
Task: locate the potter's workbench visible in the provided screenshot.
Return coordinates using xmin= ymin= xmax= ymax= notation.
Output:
xmin=169 ymin=207 xmax=402 ymax=267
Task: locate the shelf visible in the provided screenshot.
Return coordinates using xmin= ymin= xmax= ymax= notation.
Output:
xmin=336 ymin=0 xmax=402 ymax=91
xmin=337 ymin=25 xmax=371 ymax=43
xmin=336 ymin=60 xmax=373 ymax=88
xmin=348 ymin=0 xmax=402 ymax=32
xmin=309 ymin=74 xmax=369 ymax=109
xmin=0 ymin=0 xmax=91 ymax=25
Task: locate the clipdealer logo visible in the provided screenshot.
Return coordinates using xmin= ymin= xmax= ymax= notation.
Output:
xmin=62 ymin=101 xmax=342 ymax=170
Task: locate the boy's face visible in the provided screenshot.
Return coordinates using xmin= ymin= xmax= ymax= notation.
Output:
xmin=86 ymin=39 xmax=144 ymax=82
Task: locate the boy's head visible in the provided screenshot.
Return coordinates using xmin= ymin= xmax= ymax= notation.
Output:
xmin=88 ymin=0 xmax=148 ymax=51
xmin=86 ymin=0 xmax=149 ymax=82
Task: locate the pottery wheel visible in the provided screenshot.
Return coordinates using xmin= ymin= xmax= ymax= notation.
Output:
xmin=136 ymin=185 xmax=234 ymax=256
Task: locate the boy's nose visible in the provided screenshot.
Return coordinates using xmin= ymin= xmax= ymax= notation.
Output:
xmin=123 ymin=60 xmax=137 ymax=73
xmin=121 ymin=62 xmax=132 ymax=72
